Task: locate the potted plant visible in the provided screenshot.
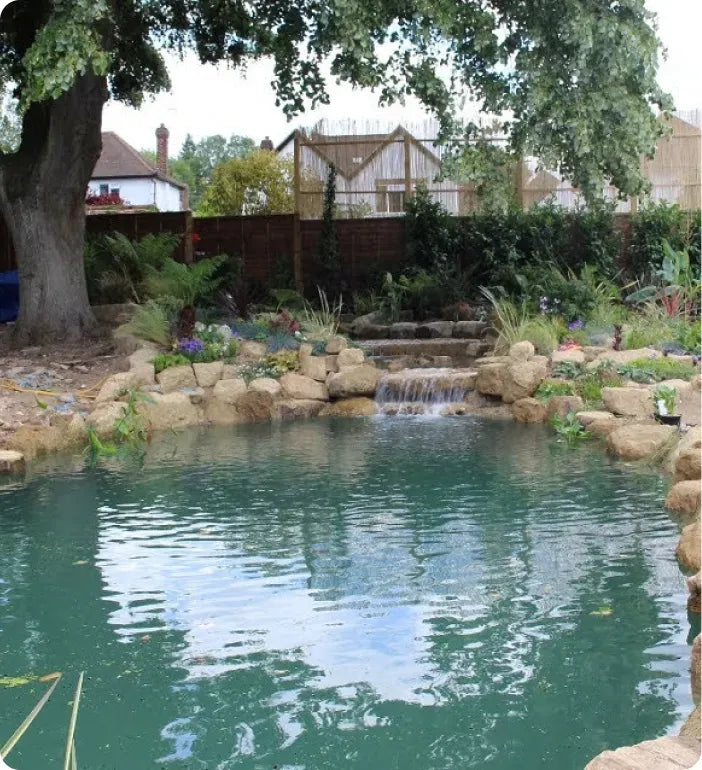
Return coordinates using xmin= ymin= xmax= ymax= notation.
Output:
xmin=653 ymin=384 xmax=680 ymax=426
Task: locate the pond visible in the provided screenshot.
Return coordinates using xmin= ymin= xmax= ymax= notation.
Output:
xmin=0 ymin=417 xmax=695 ymax=769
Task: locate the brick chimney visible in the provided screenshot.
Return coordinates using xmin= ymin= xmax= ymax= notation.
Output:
xmin=260 ymin=136 xmax=274 ymax=151
xmin=156 ymin=124 xmax=169 ymax=175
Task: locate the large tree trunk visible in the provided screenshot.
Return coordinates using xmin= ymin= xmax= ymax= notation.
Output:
xmin=0 ymin=73 xmax=108 ymax=345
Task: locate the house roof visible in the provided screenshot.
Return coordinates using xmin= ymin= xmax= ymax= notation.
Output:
xmin=92 ymin=131 xmax=186 ymax=189
xmin=277 ymin=125 xmax=441 ymax=180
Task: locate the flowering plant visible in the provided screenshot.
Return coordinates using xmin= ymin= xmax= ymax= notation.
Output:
xmin=178 ymin=337 xmax=205 ymax=355
xmin=270 ymin=310 xmax=301 ymax=334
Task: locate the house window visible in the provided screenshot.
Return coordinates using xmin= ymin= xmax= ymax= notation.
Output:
xmin=99 ymin=184 xmax=109 ymax=195
xmin=376 ymin=182 xmax=406 ymax=213
xmin=110 ymin=187 xmax=120 ymax=197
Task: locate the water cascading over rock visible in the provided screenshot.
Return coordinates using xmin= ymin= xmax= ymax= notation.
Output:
xmin=374 ymin=368 xmax=477 ymax=416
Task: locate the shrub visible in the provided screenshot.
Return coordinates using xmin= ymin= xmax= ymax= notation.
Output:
xmin=678 ymin=322 xmax=701 ymax=355
xmin=553 ymin=361 xmax=583 ymax=379
xmin=405 ymin=183 xmax=458 ymax=274
xmin=535 ymin=381 xmax=575 ymax=402
xmin=143 ymin=256 xmax=226 ymax=308
xmin=152 ymin=352 xmax=190 ymax=373
xmin=576 ymin=374 xmax=603 ymax=405
xmin=238 ymin=350 xmax=299 ymax=383
xmin=618 ymin=357 xmax=697 ymax=383
xmin=123 ymin=300 xmax=173 ymax=346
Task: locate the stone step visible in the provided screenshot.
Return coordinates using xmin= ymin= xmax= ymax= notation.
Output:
xmin=584 ymin=735 xmax=700 ymax=769
xmin=357 ymin=338 xmax=489 ymax=367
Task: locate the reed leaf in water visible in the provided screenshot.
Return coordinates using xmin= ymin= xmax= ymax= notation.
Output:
xmin=63 ymin=672 xmax=84 ymax=770
xmin=0 ymin=672 xmax=62 ymax=760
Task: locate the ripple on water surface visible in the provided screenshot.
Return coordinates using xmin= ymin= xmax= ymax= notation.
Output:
xmin=0 ymin=417 xmax=692 ymax=770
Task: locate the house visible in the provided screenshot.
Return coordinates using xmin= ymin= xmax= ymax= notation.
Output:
xmin=87 ymin=125 xmax=189 ymax=211
xmin=276 ymin=123 xmax=460 ymax=216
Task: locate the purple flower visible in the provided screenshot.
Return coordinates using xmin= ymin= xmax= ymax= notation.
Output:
xmin=178 ymin=337 xmax=205 ymax=355
xmin=568 ymin=320 xmax=584 ymax=331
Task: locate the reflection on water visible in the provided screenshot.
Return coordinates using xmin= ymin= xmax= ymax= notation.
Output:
xmin=0 ymin=417 xmax=692 ymax=770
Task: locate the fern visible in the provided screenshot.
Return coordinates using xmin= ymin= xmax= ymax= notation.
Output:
xmin=143 ymin=256 xmax=226 ymax=307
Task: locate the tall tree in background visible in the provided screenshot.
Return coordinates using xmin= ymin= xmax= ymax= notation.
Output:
xmin=0 ymin=0 xmax=671 ymax=342
xmin=199 ymin=150 xmax=294 ymax=216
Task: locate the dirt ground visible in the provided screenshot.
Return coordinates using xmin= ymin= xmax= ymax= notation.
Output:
xmin=0 ymin=324 xmax=130 ymax=444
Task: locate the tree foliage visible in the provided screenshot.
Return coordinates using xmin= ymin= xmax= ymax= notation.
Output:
xmin=198 ymin=150 xmax=294 ymax=216
xmin=0 ymin=0 xmax=671 ymax=202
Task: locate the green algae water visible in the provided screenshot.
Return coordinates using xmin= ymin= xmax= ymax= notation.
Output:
xmin=0 ymin=417 xmax=695 ymax=769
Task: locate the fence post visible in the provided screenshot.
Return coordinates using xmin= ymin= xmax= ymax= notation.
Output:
xmin=293 ymin=133 xmax=304 ymax=293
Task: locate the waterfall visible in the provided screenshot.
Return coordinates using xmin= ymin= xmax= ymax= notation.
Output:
xmin=374 ymin=368 xmax=477 ymax=416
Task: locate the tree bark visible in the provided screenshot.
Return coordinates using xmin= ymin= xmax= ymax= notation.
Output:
xmin=0 ymin=72 xmax=108 ymax=345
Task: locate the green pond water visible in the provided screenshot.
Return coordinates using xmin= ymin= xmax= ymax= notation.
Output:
xmin=0 ymin=417 xmax=696 ymax=770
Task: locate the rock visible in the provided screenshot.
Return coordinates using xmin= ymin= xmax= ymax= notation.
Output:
xmin=238 ymin=340 xmax=267 ymax=363
xmin=141 ymin=392 xmax=203 ymax=432
xmin=676 ymin=448 xmax=702 ymax=481
xmin=509 ymin=341 xmax=535 ymax=361
xmin=350 ymin=311 xmax=384 ymax=338
xmin=582 ymin=346 xmax=609 ymax=363
xmin=300 ymin=355 xmax=328 ymax=381
xmin=325 ymin=355 xmax=339 ymax=373
xmin=592 ymin=348 xmax=663 ymax=366
xmin=551 ymin=348 xmax=586 ymax=365
xmin=276 ymin=399 xmax=326 ymax=420
xmin=156 ymin=364 xmax=197 ymax=393
xmin=222 ymin=364 xmax=239 ymax=380
xmin=432 ymin=356 xmax=453 ymax=367
xmin=589 ymin=416 xmax=627 ymax=437
xmin=511 ymin=398 xmax=547 ymax=423
xmin=680 ymin=706 xmax=701 ymax=740
xmin=187 ymin=387 xmax=206 ymax=405
xmin=602 ymin=386 xmax=652 ymax=418
xmin=481 ymin=326 xmax=499 ymax=342
xmin=502 ymin=360 xmax=547 ymax=403
xmin=355 ymin=323 xmax=391 ymax=340
xmin=280 ymin=372 xmax=328 ymax=401
xmin=66 ymin=414 xmax=87 ymax=446
xmin=416 ymin=321 xmax=454 ymax=339
xmin=192 ymin=361 xmax=223 ymax=388
xmin=337 ymin=348 xmax=365 ymax=369
xmin=389 ymin=322 xmax=417 ymax=339
xmin=248 ymin=378 xmax=282 ymax=398
xmin=204 ymin=398 xmax=242 ymax=426
xmin=95 ymin=372 xmax=139 ymax=403
xmin=607 ymin=422 xmax=676 ymax=460
xmin=688 ymin=573 xmax=701 ymax=614
xmin=665 ymin=480 xmax=702 ymax=516
xmin=212 ymin=378 xmax=248 ymax=404
xmin=584 ymin=736 xmax=700 ymax=770
xmin=453 ymin=321 xmax=487 ymax=338
xmin=298 ymin=342 xmax=313 ymax=362
xmin=128 ymin=343 xmax=160 ymax=369
xmin=474 ymin=363 xmax=508 ymax=397
xmin=545 ymin=395 xmax=585 ymax=420
xmin=236 ymin=390 xmax=274 ymax=422
xmin=466 ymin=340 xmax=492 ymax=358
xmin=6 ymin=425 xmax=65 ymax=460
xmin=327 ymin=364 xmax=380 ymax=399
xmin=319 ymin=397 xmax=378 ymax=417
xmin=680 ymin=383 xmax=702 ymax=426
xmin=87 ymin=402 xmax=127 ymax=438
xmin=667 ymin=426 xmax=702 ymax=477
xmin=576 ymin=410 xmax=616 ymax=427
xmin=0 ymin=449 xmax=25 ymax=473
xmin=325 ymin=335 xmax=348 ymax=354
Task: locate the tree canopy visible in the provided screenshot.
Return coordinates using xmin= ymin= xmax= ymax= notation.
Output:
xmin=198 ymin=150 xmax=294 ymax=216
xmin=1 ymin=0 xmax=671 ymax=201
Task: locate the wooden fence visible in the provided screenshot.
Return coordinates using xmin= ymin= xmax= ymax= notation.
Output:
xmin=0 ymin=209 xmax=634 ymax=293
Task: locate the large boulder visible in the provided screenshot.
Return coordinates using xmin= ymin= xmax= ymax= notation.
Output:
xmin=545 ymin=395 xmax=585 ymax=420
xmin=688 ymin=572 xmax=701 ymax=614
xmin=320 ymin=397 xmax=378 ymax=417
xmin=576 ymin=410 xmax=616 ymax=427
xmin=502 ymin=360 xmax=547 ymax=403
xmin=87 ymin=401 xmax=127 ymax=438
xmin=140 ymin=392 xmax=202 ymax=432
xmin=607 ymin=422 xmax=676 ymax=460
xmin=453 ymin=321 xmax=487 ymax=338
xmin=389 ymin=322 xmax=417 ymax=339
xmin=677 ymin=519 xmax=701 ymax=571
xmin=680 ymin=379 xmax=702 ymax=426
xmin=665 ymin=480 xmax=702 ymax=516
xmin=416 ymin=321 xmax=454 ymax=339
xmin=676 ymin=448 xmax=702 ymax=481
xmin=667 ymin=426 xmax=702 ymax=477
xmin=236 ymin=390 xmax=274 ymax=422
xmin=325 ymin=335 xmax=348 ymax=354
xmin=337 ymin=348 xmax=365 ymax=369
xmin=511 ymin=398 xmax=547 ymax=423
xmin=96 ymin=371 xmax=139 ymax=403
xmin=692 ymin=634 xmax=701 ymax=705
xmin=474 ymin=363 xmax=508 ymax=397
xmin=351 ymin=311 xmax=384 ymax=338
xmin=551 ymin=348 xmax=586 ymax=365
xmin=509 ymin=341 xmax=535 ymax=361
xmin=602 ymin=386 xmax=652 ymax=418
xmin=591 ymin=348 xmax=663 ymax=367
xmin=280 ymin=372 xmax=328 ymax=401
xmin=248 ymin=378 xmax=282 ymax=398
xmin=238 ymin=340 xmax=267 ymax=363
xmin=0 ymin=449 xmax=25 ymax=473
xmin=300 ymin=355 xmax=328 ymax=382
xmin=276 ymin=399 xmax=326 ymax=420
xmin=212 ymin=378 xmax=247 ymax=404
xmin=156 ymin=364 xmax=197 ymax=393
xmin=327 ymin=364 xmax=380 ymax=399
xmin=192 ymin=361 xmax=223 ymax=388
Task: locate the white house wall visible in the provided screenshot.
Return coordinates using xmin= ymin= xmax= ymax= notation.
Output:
xmin=88 ymin=177 xmax=183 ymax=211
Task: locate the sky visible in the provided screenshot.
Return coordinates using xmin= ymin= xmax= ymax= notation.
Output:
xmin=102 ymin=0 xmax=702 ymax=156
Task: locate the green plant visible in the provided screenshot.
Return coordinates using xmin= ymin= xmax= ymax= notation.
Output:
xmin=653 ymin=384 xmax=677 ymax=416
xmin=123 ymin=300 xmax=173 ymax=346
xmin=535 ymin=381 xmax=575 ymax=402
xmin=553 ymin=361 xmax=583 ymax=380
xmin=238 ymin=351 xmax=299 ymax=383
xmin=316 ymin=163 xmax=341 ymax=292
xmin=576 ymin=373 xmax=604 ymax=405
xmin=152 ymin=352 xmax=190 ymax=373
xmin=301 ymin=287 xmax=342 ymax=338
xmin=480 ymin=288 xmax=560 ymax=354
xmin=618 ymin=357 xmax=697 ymax=383
xmin=405 ymin=182 xmax=458 ymax=274
xmin=114 ymin=388 xmax=154 ymax=446
xmin=551 ymin=411 xmax=590 ymax=444
xmin=678 ymin=322 xmax=701 ymax=355
xmin=143 ymin=256 xmax=226 ymax=308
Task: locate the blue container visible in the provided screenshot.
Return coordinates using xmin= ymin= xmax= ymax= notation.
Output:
xmin=0 ymin=270 xmax=19 ymax=322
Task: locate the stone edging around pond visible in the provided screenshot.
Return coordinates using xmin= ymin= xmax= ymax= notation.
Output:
xmin=0 ymin=332 xmax=699 ymax=766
